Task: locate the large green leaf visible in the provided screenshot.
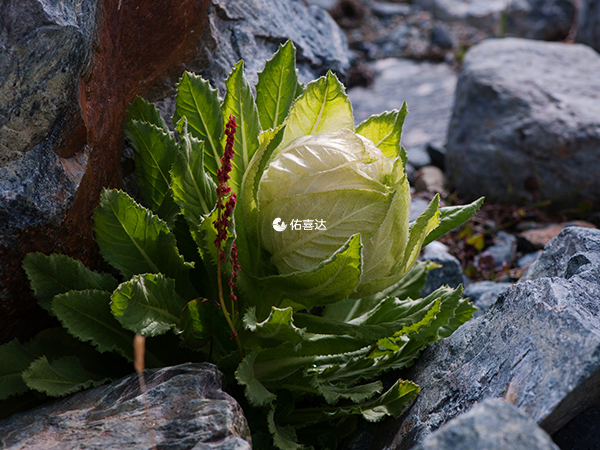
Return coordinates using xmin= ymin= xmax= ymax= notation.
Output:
xmin=244 ymin=307 xmax=305 ymax=348
xmin=256 ymin=41 xmax=300 ymax=130
xmin=236 ymin=127 xmax=284 ymax=279
xmin=170 ymin=126 xmax=217 ymax=243
xmin=22 ymin=252 xmax=118 ymax=311
xmin=423 ymin=197 xmax=484 ymax=247
xmin=93 ymin=189 xmax=193 ymax=297
xmin=0 ymin=340 xmax=35 ymax=400
xmin=236 ymin=351 xmax=277 ymax=406
xmin=356 ymin=103 xmax=408 ymax=158
xmin=260 ymin=234 xmax=362 ymax=311
xmin=52 ymin=290 xmax=135 ymax=361
xmin=125 ymin=120 xmax=179 ymax=213
xmin=221 ymin=60 xmax=261 ymax=193
xmin=111 ymin=273 xmax=186 ymax=337
xmin=126 ymin=96 xmax=170 ymax=133
xmin=278 ymin=71 xmax=354 ymax=151
xmin=174 ymin=72 xmax=223 ymax=178
xmin=22 ymin=356 xmax=109 ymax=397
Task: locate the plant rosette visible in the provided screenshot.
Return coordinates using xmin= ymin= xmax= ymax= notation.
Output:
xmin=2 ymin=41 xmax=483 ymax=449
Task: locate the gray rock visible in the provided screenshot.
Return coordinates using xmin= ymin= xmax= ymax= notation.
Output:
xmin=446 ymin=38 xmax=600 ymax=208
xmin=463 ymin=280 xmax=511 ymax=316
xmin=430 ymin=23 xmax=455 ymax=48
xmin=484 ymin=230 xmax=517 ymax=268
xmin=517 ymin=250 xmax=542 ymax=268
xmin=372 ymin=226 xmax=600 ymax=449
xmin=0 ymin=0 xmax=98 ymax=233
xmin=410 ymin=197 xmax=431 ymax=222
xmin=370 ymin=2 xmax=413 ymax=18
xmin=413 ymin=0 xmax=575 ymax=40
xmin=413 ymin=399 xmax=560 ymax=450
xmin=0 ymin=363 xmax=251 ymax=450
xmin=197 ymin=0 xmax=350 ymax=93
xmin=576 ymin=0 xmax=600 ymax=53
xmin=348 ymin=58 xmax=457 ymax=167
xmin=421 ymin=241 xmax=463 ymax=296
xmin=525 ymin=227 xmax=600 ymax=280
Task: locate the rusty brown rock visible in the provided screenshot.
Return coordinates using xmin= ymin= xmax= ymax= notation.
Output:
xmin=0 ymin=0 xmax=210 ymax=344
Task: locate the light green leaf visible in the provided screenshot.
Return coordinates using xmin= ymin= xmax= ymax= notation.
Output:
xmin=423 ymin=197 xmax=484 ymax=247
xmin=400 ymin=194 xmax=441 ymax=275
xmin=22 ymin=253 xmax=118 ymax=312
xmin=244 ymin=307 xmax=305 ymax=347
xmin=174 ymin=72 xmax=223 ymax=178
xmin=111 ymin=273 xmax=185 ymax=337
xmin=0 ymin=339 xmax=35 ymax=400
xmin=260 ymin=234 xmax=362 ymax=310
xmin=52 ymin=290 xmax=134 ymax=361
xmin=278 ymin=71 xmax=354 ymax=151
xmin=236 ymin=351 xmax=277 ymax=406
xmin=221 ymin=60 xmax=261 ymax=193
xmin=356 ymin=103 xmax=408 ymax=158
xmin=125 ymin=120 xmax=179 ymax=213
xmin=126 ymin=96 xmax=170 ymax=133
xmin=22 ymin=356 xmax=109 ymax=397
xmin=170 ymin=127 xmax=217 ymax=243
xmin=93 ymin=189 xmax=193 ymax=297
xmin=256 ymin=41 xmax=300 ymax=130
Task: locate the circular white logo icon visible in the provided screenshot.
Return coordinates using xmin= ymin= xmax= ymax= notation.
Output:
xmin=272 ymin=218 xmax=287 ymax=232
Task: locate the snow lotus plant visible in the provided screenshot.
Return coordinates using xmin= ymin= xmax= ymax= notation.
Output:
xmin=2 ymin=41 xmax=483 ymax=449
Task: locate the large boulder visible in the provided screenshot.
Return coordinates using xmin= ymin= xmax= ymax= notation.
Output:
xmin=0 ymin=0 xmax=350 ymax=345
xmin=372 ymin=227 xmax=600 ymax=449
xmin=413 ymin=0 xmax=576 ymax=40
xmin=0 ymin=363 xmax=251 ymax=449
xmin=446 ymin=38 xmax=600 ymax=209
xmin=576 ymin=0 xmax=600 ymax=53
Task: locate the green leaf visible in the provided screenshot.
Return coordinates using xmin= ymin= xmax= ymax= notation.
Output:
xmin=221 ymin=60 xmax=261 ymax=193
xmin=22 ymin=253 xmax=118 ymax=312
xmin=125 ymin=120 xmax=179 ymax=213
xmin=174 ymin=72 xmax=223 ymax=178
xmin=356 ymin=103 xmax=408 ymax=158
xmin=260 ymin=234 xmax=362 ymax=310
xmin=278 ymin=71 xmax=354 ymax=151
xmin=111 ymin=273 xmax=186 ymax=337
xmin=126 ymin=96 xmax=170 ymax=133
xmin=236 ymin=351 xmax=277 ymax=406
xmin=93 ymin=189 xmax=193 ymax=297
xmin=268 ymin=406 xmax=302 ymax=450
xmin=256 ymin=41 xmax=300 ymax=130
xmin=236 ymin=127 xmax=285 ymax=279
xmin=423 ymin=197 xmax=484 ymax=247
xmin=180 ymin=299 xmax=211 ymax=348
xmin=280 ymin=379 xmax=419 ymax=425
xmin=52 ymin=290 xmax=135 ymax=361
xmin=312 ymin=378 xmax=382 ymax=405
xmin=244 ymin=307 xmax=305 ymax=347
xmin=0 ymin=339 xmax=35 ymax=400
xmin=400 ymin=194 xmax=441 ymax=275
xmin=171 ymin=127 xmax=218 ymax=243
xmin=22 ymin=356 xmax=109 ymax=397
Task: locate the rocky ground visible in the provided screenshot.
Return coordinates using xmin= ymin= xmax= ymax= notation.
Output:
xmin=317 ymin=0 xmax=600 ymax=288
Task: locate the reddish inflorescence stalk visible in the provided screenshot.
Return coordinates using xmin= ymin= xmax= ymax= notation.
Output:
xmin=213 ymin=115 xmax=243 ymax=357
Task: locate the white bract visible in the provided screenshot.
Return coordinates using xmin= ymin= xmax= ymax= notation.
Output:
xmin=257 ymin=128 xmax=412 ymax=298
